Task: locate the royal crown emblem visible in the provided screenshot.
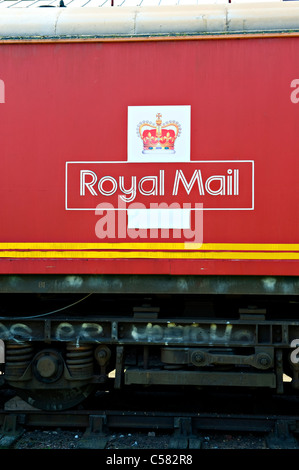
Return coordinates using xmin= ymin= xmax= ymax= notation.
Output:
xmin=137 ymin=113 xmax=181 ymax=154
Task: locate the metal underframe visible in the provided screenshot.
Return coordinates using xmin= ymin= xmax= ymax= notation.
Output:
xmin=0 ymin=274 xmax=298 ymax=295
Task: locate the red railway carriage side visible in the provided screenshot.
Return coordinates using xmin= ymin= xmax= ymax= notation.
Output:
xmin=0 ymin=35 xmax=298 ymax=275
xmin=0 ymin=4 xmax=299 ymax=411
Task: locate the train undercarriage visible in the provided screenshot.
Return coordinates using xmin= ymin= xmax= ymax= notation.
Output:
xmin=0 ymin=275 xmax=299 ymax=411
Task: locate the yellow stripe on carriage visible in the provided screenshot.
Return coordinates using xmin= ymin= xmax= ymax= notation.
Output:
xmin=0 ymin=251 xmax=299 ymax=260
xmin=0 ymin=243 xmax=299 ymax=251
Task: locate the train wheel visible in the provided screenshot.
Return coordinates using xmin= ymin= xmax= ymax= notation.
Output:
xmin=4 ymin=342 xmax=96 ymax=410
xmin=16 ymin=384 xmax=95 ymax=411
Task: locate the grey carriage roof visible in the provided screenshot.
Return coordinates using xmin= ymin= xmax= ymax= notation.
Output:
xmin=1 ymin=0 xmax=299 ymax=38
xmin=0 ymin=0 xmax=288 ymax=8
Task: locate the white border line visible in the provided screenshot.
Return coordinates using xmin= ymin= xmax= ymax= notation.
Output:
xmin=65 ymin=160 xmax=255 ymax=211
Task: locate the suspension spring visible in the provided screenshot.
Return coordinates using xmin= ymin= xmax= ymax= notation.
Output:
xmin=5 ymin=341 xmax=34 ymax=380
xmin=66 ymin=343 xmax=94 ymax=379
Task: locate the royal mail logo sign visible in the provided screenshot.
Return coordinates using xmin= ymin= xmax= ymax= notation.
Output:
xmin=137 ymin=112 xmax=181 ymax=155
xmin=65 ymin=105 xmax=254 ymax=213
xmin=66 ymin=161 xmax=253 ymax=211
xmin=128 ymin=105 xmax=190 ymax=162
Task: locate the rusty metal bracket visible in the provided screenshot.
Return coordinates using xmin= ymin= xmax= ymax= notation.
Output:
xmin=0 ymin=414 xmax=25 ymax=448
xmin=169 ymin=417 xmax=201 ymax=449
xmin=78 ymin=414 xmax=108 ymax=449
xmin=275 ymin=349 xmax=284 ymax=394
xmin=161 ymin=346 xmax=274 ymax=370
xmin=266 ymin=419 xmax=298 ymax=449
xmin=114 ymin=346 xmax=124 ymax=389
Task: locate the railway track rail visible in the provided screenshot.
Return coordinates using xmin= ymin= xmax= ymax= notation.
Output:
xmin=0 ymin=391 xmax=299 ymax=450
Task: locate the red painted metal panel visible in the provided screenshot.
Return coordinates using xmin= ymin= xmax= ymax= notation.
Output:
xmin=0 ymin=38 xmax=298 ymax=275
